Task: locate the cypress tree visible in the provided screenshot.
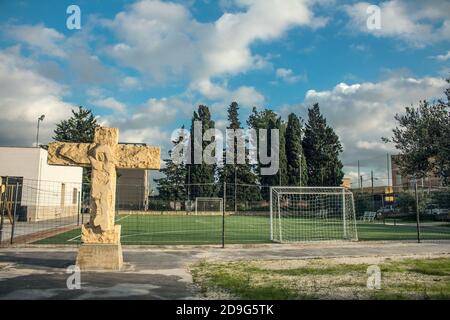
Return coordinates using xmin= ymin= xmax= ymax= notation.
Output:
xmin=303 ymin=104 xmax=344 ymax=186
xmin=285 ymin=113 xmax=308 ymax=186
xmin=186 ymin=105 xmax=217 ymax=198
xmin=219 ymin=102 xmax=260 ymax=206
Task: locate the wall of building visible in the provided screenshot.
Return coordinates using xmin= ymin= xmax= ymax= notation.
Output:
xmin=0 ymin=147 xmax=41 ymax=180
xmin=391 ymin=154 xmax=443 ymax=191
xmin=116 ymin=169 xmax=149 ymax=210
xmin=0 ymin=147 xmax=83 ymax=222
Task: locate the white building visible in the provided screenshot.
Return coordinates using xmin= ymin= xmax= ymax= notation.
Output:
xmin=0 ymin=147 xmax=83 ymax=222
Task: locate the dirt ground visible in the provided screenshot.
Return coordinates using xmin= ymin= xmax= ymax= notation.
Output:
xmin=0 ymin=241 xmax=449 ymax=299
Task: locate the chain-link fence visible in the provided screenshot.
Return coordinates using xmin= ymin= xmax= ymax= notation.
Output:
xmin=1 ymin=177 xmax=449 ymax=247
xmin=354 ymin=184 xmax=450 ymax=241
xmin=0 ymin=177 xmax=84 ymax=246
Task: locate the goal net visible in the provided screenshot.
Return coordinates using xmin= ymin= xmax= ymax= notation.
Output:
xmin=195 ymin=197 xmax=224 ymax=215
xmin=270 ymin=187 xmax=358 ymax=242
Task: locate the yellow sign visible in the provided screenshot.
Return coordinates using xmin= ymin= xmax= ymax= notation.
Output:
xmin=384 ymin=186 xmax=394 ymax=202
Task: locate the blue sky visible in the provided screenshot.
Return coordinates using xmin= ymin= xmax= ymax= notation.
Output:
xmin=0 ymin=0 xmax=449 ymax=186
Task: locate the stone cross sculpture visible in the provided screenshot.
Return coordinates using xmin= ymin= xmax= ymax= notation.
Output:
xmin=48 ymin=127 xmax=160 ymax=270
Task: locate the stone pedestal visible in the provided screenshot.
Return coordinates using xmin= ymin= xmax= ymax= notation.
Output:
xmin=76 ymin=224 xmax=123 ymax=271
xmin=76 ymin=243 xmax=123 ymax=271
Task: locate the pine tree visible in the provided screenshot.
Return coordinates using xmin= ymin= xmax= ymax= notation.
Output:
xmin=53 ymin=106 xmax=99 ymax=191
xmin=53 ymin=106 xmax=99 ymax=143
xmin=219 ymin=102 xmax=260 ymax=206
xmin=186 ymin=105 xmax=217 ymax=198
xmin=155 ymin=129 xmax=187 ymax=203
xmin=285 ymin=113 xmax=308 ymax=186
xmin=302 ymin=104 xmax=344 ymax=186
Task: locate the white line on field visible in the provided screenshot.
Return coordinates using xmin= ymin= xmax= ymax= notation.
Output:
xmin=121 ymin=229 xmax=224 ymax=238
xmin=115 ymin=214 xmax=131 ymax=222
xmin=67 ymin=214 xmax=131 ymax=242
xmin=67 ymin=234 xmax=81 ymax=242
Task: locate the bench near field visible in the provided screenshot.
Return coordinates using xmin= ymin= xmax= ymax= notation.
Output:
xmin=361 ymin=211 xmax=376 ymax=222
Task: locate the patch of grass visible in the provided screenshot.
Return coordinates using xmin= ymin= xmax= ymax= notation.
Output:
xmin=191 ymin=257 xmax=450 ymax=300
xmin=191 ymin=261 xmax=300 ymax=300
xmin=382 ymin=257 xmax=450 ymax=276
xmin=272 ymin=264 xmax=369 ymax=276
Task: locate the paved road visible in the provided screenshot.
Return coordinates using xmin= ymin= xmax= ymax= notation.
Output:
xmin=0 ymin=215 xmax=85 ymax=242
xmin=1 ymin=241 xmax=450 ymax=299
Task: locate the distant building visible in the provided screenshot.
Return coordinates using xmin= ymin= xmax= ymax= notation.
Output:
xmin=115 ymin=142 xmax=151 ymax=211
xmin=391 ymin=155 xmax=442 ymax=191
xmin=116 ymin=169 xmax=150 ymax=210
xmin=0 ymin=147 xmax=83 ymax=222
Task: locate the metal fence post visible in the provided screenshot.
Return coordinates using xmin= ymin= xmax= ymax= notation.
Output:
xmin=342 ymin=188 xmax=347 ymax=239
xmin=234 ymin=168 xmax=237 ymax=214
xmin=81 ymin=186 xmax=85 ymax=225
xmin=222 ymin=181 xmax=226 ymax=248
xmin=415 ymin=180 xmax=421 ymax=243
xmin=77 ymin=190 xmax=81 ymax=226
xmin=10 ymin=182 xmax=20 ymax=244
xmin=0 ymin=177 xmax=9 ymax=245
xmin=270 ymin=187 xmax=273 ymax=241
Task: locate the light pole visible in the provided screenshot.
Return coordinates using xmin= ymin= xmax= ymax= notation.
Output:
xmin=36 ymin=114 xmax=45 ymax=147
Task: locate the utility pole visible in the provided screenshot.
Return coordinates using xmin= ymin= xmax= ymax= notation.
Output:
xmin=187 ymin=166 xmax=191 ymax=201
xmin=36 ymin=114 xmax=45 ymax=147
xmin=279 ymin=167 xmax=282 ymax=186
xmin=371 ymin=171 xmax=374 ymax=194
xmin=371 ymin=171 xmax=375 ymax=212
xmin=299 ymin=155 xmax=302 ymax=187
xmin=357 ymin=160 xmax=361 ymax=189
xmin=386 ymin=153 xmax=391 ymax=187
xmin=414 ymin=180 xmax=421 ymax=243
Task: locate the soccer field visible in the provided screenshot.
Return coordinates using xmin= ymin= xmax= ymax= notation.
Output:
xmin=33 ymin=214 xmax=450 ymax=245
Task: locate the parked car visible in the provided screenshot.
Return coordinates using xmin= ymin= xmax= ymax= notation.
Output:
xmin=423 ymin=204 xmax=449 ymax=216
xmin=376 ymin=205 xmax=400 ymax=218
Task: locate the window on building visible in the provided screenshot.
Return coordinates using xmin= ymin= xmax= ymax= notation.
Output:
xmin=72 ymin=188 xmax=78 ymax=205
xmin=396 ymin=175 xmax=402 ymax=186
xmin=60 ymin=183 xmax=65 ymax=207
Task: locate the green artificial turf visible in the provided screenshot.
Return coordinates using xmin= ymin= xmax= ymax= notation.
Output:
xmin=33 ymin=214 xmax=450 ymax=245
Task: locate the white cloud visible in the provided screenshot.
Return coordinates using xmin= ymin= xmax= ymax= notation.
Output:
xmin=0 ymin=46 xmax=73 ymax=146
xmin=192 ymin=78 xmax=265 ymax=107
xmin=103 ymin=96 xmax=193 ymax=154
xmin=6 ymin=24 xmax=66 ymax=57
xmin=344 ymin=0 xmax=450 ymax=47
xmin=283 ymin=75 xmax=448 ymax=181
xmin=276 ymin=68 xmax=307 ymax=83
xmin=232 ymin=86 xmax=265 ymax=106
xmin=106 ymin=0 xmax=326 ymax=94
xmin=90 ymin=97 xmax=126 ymax=112
xmin=432 ymin=51 xmax=450 ymax=62
xmin=120 ymin=76 xmax=141 ymax=90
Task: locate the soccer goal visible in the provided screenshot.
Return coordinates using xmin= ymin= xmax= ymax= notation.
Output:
xmin=195 ymin=197 xmax=224 ymax=215
xmin=270 ymin=187 xmax=358 ymax=242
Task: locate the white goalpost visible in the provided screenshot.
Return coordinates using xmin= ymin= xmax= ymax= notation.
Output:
xmin=270 ymin=187 xmax=358 ymax=242
xmin=195 ymin=197 xmax=224 ymax=215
